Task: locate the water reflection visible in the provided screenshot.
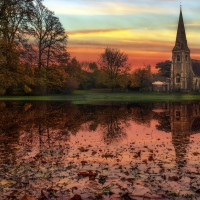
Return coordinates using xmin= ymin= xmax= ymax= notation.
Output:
xmin=0 ymin=101 xmax=200 ymax=166
xmin=170 ymin=102 xmax=200 ymax=167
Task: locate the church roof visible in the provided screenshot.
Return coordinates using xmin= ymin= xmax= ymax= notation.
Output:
xmin=173 ymin=8 xmax=190 ymax=51
xmin=192 ymin=60 xmax=200 ymax=77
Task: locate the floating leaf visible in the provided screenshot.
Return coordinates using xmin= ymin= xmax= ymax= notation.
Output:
xmin=78 ymin=147 xmax=88 ymax=152
xmin=148 ymin=155 xmax=154 ymax=161
xmin=39 ymin=166 xmax=47 ymax=173
xmin=102 ymin=152 xmax=114 ymax=158
xmin=98 ymin=175 xmax=107 ymax=184
xmin=168 ymin=176 xmax=179 ymax=181
xmin=56 ymin=180 xmax=70 ymax=186
xmin=192 ymin=152 xmax=200 ymax=156
xmin=78 ymin=171 xmax=97 ymax=180
xmin=20 ymin=194 xmax=36 ymax=200
xmin=70 ymin=194 xmax=82 ymax=200
xmin=0 ymin=179 xmax=16 ymax=185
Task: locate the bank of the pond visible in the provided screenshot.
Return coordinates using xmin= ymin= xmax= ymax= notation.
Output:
xmin=0 ymin=90 xmax=200 ymax=103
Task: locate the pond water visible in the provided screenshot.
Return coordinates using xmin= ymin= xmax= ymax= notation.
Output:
xmin=0 ymin=101 xmax=200 ymax=200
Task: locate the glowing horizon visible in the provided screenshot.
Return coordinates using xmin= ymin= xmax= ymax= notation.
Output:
xmin=44 ymin=0 xmax=200 ymax=71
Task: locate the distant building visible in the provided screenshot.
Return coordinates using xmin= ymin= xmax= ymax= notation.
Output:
xmin=152 ymin=81 xmax=168 ymax=92
xmin=170 ymin=8 xmax=200 ymax=92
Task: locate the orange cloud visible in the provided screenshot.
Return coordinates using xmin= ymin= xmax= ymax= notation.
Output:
xmin=67 ymin=28 xmax=131 ymax=35
xmin=67 ymin=29 xmax=199 ymax=72
xmin=68 ymin=28 xmax=176 ymax=45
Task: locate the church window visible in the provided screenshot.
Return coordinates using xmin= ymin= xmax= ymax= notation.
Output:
xmin=175 ymin=111 xmax=180 ymax=120
xmin=185 ymin=55 xmax=188 ymax=61
xmin=177 ymin=55 xmax=180 ymax=62
xmin=176 ymin=74 xmax=181 ymax=83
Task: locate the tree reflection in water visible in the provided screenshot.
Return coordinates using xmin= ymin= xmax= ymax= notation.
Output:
xmin=0 ymin=101 xmax=200 ymax=167
xmin=99 ymin=104 xmax=129 ymax=144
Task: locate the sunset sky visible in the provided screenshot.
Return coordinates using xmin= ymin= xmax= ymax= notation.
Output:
xmin=44 ymin=0 xmax=200 ymax=71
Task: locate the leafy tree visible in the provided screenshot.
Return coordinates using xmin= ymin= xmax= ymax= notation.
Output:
xmin=0 ymin=65 xmax=34 ymax=95
xmin=0 ymin=0 xmax=34 ymax=68
xmin=33 ymin=66 xmax=77 ymax=95
xmin=155 ymin=60 xmax=172 ymax=78
xmin=0 ymin=0 xmax=72 ymax=95
xmin=131 ymin=67 xmax=152 ymax=91
xmin=99 ymin=48 xmax=130 ymax=91
xmin=88 ymin=62 xmax=103 ymax=88
xmin=65 ymin=58 xmax=82 ymax=80
xmin=65 ymin=58 xmax=95 ymax=90
xmin=152 ymin=73 xmax=166 ymax=82
xmin=79 ymin=62 xmax=103 ymax=89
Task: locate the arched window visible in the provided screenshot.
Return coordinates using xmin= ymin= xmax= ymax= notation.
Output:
xmin=177 ymin=55 xmax=180 ymax=62
xmin=176 ymin=111 xmax=180 ymax=120
xmin=185 ymin=55 xmax=188 ymax=61
xmin=176 ymin=74 xmax=181 ymax=83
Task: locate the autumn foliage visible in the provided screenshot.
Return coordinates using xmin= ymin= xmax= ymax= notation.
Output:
xmin=0 ymin=1 xmax=155 ymax=95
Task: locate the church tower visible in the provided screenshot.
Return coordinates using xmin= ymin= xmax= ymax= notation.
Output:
xmin=171 ymin=7 xmax=193 ymax=91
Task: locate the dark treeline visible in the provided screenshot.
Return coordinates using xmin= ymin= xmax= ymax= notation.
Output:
xmin=0 ymin=0 xmax=170 ymax=95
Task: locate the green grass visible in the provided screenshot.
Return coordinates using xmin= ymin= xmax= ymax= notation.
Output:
xmin=0 ymin=90 xmax=200 ymax=103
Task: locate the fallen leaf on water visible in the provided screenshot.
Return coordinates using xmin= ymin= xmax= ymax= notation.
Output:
xmin=91 ymin=150 xmax=97 ymax=155
xmin=102 ymin=152 xmax=114 ymax=158
xmin=196 ymin=189 xmax=200 ymax=193
xmin=168 ymin=176 xmax=179 ymax=181
xmin=98 ymin=175 xmax=107 ymax=184
xmin=78 ymin=147 xmax=88 ymax=152
xmin=149 ymin=149 xmax=153 ymax=153
xmin=134 ymin=151 xmax=141 ymax=158
xmin=7 ymin=190 xmax=21 ymax=198
xmin=78 ymin=171 xmax=97 ymax=180
xmin=81 ymin=161 xmax=87 ymax=165
xmin=121 ymin=192 xmax=132 ymax=200
xmin=41 ymin=189 xmax=48 ymax=199
xmin=142 ymin=159 xmax=148 ymax=164
xmin=1 ymin=179 xmax=16 ymax=185
xmin=70 ymin=194 xmax=82 ymax=200
xmin=56 ymin=180 xmax=70 ymax=186
xmin=192 ymin=152 xmax=200 ymax=156
xmin=20 ymin=194 xmax=36 ymax=200
xmin=148 ymin=155 xmax=154 ymax=161
xmin=161 ymin=175 xmax=166 ymax=180
xmin=39 ymin=166 xmax=47 ymax=173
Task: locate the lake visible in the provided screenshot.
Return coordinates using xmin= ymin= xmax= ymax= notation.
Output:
xmin=0 ymin=101 xmax=200 ymax=199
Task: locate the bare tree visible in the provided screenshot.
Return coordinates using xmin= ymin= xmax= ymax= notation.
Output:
xmin=28 ymin=0 xmax=69 ymax=68
xmin=99 ymin=48 xmax=130 ymax=91
xmin=44 ymin=14 xmax=69 ymax=67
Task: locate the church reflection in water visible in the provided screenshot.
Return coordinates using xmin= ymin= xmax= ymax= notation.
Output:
xmin=0 ymin=101 xmax=200 ymax=167
xmin=153 ymin=101 xmax=200 ymax=167
xmin=171 ymin=102 xmax=200 ymax=167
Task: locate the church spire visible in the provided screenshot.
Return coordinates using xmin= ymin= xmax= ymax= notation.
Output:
xmin=173 ymin=7 xmax=190 ymax=51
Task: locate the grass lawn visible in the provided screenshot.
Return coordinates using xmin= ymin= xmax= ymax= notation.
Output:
xmin=0 ymin=90 xmax=200 ymax=103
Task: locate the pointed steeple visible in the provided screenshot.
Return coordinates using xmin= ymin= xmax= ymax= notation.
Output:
xmin=173 ymin=7 xmax=190 ymax=51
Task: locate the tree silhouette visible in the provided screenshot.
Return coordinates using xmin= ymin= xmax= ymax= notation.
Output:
xmin=99 ymin=48 xmax=130 ymax=91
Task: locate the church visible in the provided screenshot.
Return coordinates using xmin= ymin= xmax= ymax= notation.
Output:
xmin=170 ymin=8 xmax=200 ymax=92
